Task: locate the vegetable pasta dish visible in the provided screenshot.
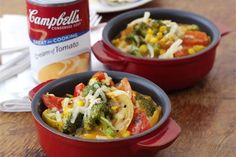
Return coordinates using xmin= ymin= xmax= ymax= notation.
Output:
xmin=112 ymin=12 xmax=211 ymax=59
xmin=41 ymin=72 xmax=162 ymax=140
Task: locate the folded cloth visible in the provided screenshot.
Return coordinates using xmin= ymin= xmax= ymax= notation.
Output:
xmin=0 ymin=98 xmax=31 ymax=112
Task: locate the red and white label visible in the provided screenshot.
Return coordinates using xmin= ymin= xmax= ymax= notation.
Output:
xmin=26 ymin=0 xmax=90 ymax=82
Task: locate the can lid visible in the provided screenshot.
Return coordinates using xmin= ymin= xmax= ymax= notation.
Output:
xmin=28 ymin=0 xmax=78 ymax=6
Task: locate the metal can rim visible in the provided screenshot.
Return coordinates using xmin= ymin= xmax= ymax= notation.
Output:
xmin=26 ymin=0 xmax=80 ymax=7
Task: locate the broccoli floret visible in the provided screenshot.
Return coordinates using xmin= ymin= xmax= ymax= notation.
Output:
xmin=63 ymin=113 xmax=83 ymax=135
xmin=130 ymin=45 xmax=142 ymax=57
xmin=83 ymin=103 xmax=110 ymax=131
xmin=125 ymin=34 xmax=141 ymax=46
xmin=136 ymin=93 xmax=157 ymax=117
xmin=82 ymin=82 xmax=103 ymax=97
xmin=134 ymin=22 xmax=148 ymax=37
xmin=81 ymin=85 xmax=93 ymax=97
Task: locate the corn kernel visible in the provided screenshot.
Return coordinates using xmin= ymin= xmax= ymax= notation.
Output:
xmin=188 ymin=48 xmax=196 ymax=54
xmin=112 ymin=39 xmax=120 ymax=46
xmin=193 ymin=45 xmax=205 ymax=52
xmin=150 ymin=37 xmax=158 ymax=43
xmin=122 ymin=130 xmax=131 ymax=137
xmin=160 ymin=37 xmax=167 ymax=43
xmin=156 ymin=32 xmax=163 ymax=39
xmin=146 ymin=28 xmax=153 ymax=35
xmin=160 ymin=49 xmax=166 ymax=55
xmin=119 ymin=40 xmax=127 ymax=48
xmin=145 ymin=34 xmax=153 ymax=42
xmin=111 ymin=105 xmax=119 ymax=112
xmin=159 ymin=26 xmax=167 ymax=33
xmin=159 ymin=38 xmax=167 ymax=46
xmin=77 ymin=100 xmax=84 ymax=107
xmin=154 ymin=46 xmax=160 ymax=55
xmin=168 ymin=36 xmax=175 ymax=42
xmin=139 ymin=44 xmax=148 ymax=55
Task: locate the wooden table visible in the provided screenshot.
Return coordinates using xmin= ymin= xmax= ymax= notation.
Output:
xmin=0 ymin=0 xmax=235 ymax=157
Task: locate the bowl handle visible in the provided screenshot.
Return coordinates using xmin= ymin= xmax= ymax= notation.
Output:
xmin=92 ymin=41 xmax=128 ymax=67
xmin=28 ymin=80 xmax=54 ymax=101
xmin=214 ymin=21 xmax=231 ymax=37
xmin=135 ymin=118 xmax=181 ymax=150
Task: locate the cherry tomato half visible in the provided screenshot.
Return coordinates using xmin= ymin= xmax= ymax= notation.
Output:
xmin=128 ymin=108 xmax=151 ymax=135
xmin=93 ymin=72 xmax=106 ymax=81
xmin=74 ymin=83 xmax=85 ymax=97
xmin=42 ymin=95 xmax=64 ymax=111
xmin=117 ymin=78 xmax=135 ymax=102
xmin=183 ymin=31 xmax=210 ymax=46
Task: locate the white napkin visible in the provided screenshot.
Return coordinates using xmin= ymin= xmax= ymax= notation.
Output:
xmin=1 ymin=15 xmax=28 ymax=49
xmin=0 ymin=15 xmax=33 ymax=104
xmin=0 ymin=15 xmax=106 ymax=112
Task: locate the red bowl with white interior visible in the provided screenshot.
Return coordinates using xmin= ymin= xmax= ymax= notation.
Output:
xmin=92 ymin=8 xmax=229 ymax=91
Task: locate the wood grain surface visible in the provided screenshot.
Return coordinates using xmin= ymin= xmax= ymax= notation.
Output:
xmin=0 ymin=0 xmax=236 ymax=157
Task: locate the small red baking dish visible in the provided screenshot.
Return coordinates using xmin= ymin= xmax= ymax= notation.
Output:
xmin=29 ymin=71 xmax=181 ymax=157
xmin=92 ymin=8 xmax=229 ymax=91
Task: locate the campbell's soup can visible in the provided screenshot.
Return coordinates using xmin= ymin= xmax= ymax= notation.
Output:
xmin=26 ymin=0 xmax=90 ymax=83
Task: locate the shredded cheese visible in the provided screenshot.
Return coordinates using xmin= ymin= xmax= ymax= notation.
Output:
xmin=56 ymin=111 xmax=62 ymax=122
xmin=128 ymin=12 xmax=150 ymax=27
xmin=84 ymin=98 xmax=102 ymax=118
xmin=101 ymin=85 xmax=110 ymax=92
xmin=88 ymin=78 xmax=97 ymax=85
xmin=84 ymin=90 xmax=94 ymax=107
xmin=159 ymin=39 xmax=183 ymax=59
xmin=70 ymin=73 xmax=113 ymax=124
xmin=103 ymin=73 xmax=112 ymax=86
xmin=147 ymin=44 xmax=154 ymax=58
xmin=62 ymin=98 xmax=70 ymax=108
xmin=162 ymin=20 xmax=178 ymax=38
xmin=70 ymin=102 xmax=86 ymax=123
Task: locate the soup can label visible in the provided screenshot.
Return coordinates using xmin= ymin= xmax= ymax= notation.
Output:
xmin=26 ymin=0 xmax=90 ymax=83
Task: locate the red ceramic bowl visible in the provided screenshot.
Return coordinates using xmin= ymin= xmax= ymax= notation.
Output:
xmin=29 ymin=71 xmax=181 ymax=157
xmin=92 ymin=8 xmax=229 ymax=91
